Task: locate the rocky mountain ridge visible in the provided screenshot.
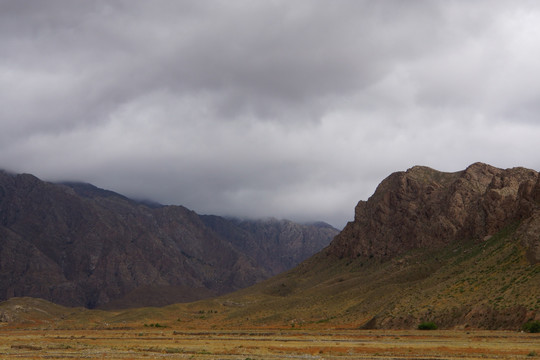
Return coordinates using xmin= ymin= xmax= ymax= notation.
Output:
xmin=327 ymin=162 xmax=540 ymax=263
xmin=0 ymin=170 xmax=337 ymax=309
xmin=211 ymin=162 xmax=540 ymax=330
xmin=0 ymin=163 xmax=539 ymax=330
xmin=201 ymin=216 xmax=337 ymax=275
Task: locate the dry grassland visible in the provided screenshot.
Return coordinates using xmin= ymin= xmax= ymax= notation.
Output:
xmin=0 ymin=327 xmax=538 ymax=359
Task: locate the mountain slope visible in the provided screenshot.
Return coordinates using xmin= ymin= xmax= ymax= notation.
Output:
xmin=0 ymin=170 xmax=336 ymax=309
xmin=201 ymin=216 xmax=337 ymax=276
xmin=214 ymin=163 xmax=540 ymax=329
xmin=0 ymin=163 xmax=538 ymax=331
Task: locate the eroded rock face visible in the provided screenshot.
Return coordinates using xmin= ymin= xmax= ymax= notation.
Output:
xmin=327 ymin=163 xmax=540 ymax=261
xmin=201 ymin=216 xmax=338 ymax=275
xmin=0 ymin=171 xmax=336 ymax=308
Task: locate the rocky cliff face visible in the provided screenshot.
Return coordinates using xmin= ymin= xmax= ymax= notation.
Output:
xmin=210 ymin=163 xmax=539 ymax=331
xmin=0 ymin=171 xmax=335 ymax=308
xmin=201 ymin=216 xmax=338 ymax=275
xmin=327 ymin=163 xmax=540 ymax=263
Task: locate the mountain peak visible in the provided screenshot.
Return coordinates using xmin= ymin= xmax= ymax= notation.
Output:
xmin=327 ymin=163 xmax=539 ymax=262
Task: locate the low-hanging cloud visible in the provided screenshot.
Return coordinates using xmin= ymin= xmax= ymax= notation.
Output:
xmin=1 ymin=0 xmax=540 ymax=228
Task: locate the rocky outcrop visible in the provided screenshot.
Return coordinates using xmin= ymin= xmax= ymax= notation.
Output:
xmin=213 ymin=163 xmax=539 ymax=331
xmin=327 ymin=163 xmax=540 ymax=261
xmin=0 ymin=170 xmax=335 ymax=308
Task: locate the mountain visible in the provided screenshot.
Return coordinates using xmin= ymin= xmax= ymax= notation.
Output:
xmin=200 ymin=216 xmax=338 ymax=276
xmin=0 ymin=170 xmax=337 ymax=309
xmin=328 ymin=162 xmax=540 ymax=261
xmin=212 ymin=163 xmax=539 ymax=329
xmin=1 ymin=163 xmax=538 ymax=331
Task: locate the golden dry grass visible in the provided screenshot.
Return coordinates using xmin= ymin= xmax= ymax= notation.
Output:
xmin=0 ymin=326 xmax=538 ymax=359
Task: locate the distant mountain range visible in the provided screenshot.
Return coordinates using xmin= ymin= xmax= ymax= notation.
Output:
xmin=1 ymin=163 xmax=538 ymax=331
xmin=0 ymin=170 xmax=338 ymax=309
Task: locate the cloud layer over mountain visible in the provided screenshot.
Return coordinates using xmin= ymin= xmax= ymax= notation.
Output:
xmin=2 ymin=1 xmax=540 ymax=227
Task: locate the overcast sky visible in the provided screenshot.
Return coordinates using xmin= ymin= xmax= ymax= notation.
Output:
xmin=2 ymin=1 xmax=540 ymax=228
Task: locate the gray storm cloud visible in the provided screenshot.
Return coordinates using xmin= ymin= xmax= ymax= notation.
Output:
xmin=1 ymin=0 xmax=540 ymax=228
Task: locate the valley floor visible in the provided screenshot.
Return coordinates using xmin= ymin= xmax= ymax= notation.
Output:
xmin=0 ymin=327 xmax=538 ymax=359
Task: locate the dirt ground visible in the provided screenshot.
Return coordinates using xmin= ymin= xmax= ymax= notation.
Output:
xmin=0 ymin=327 xmax=538 ymax=359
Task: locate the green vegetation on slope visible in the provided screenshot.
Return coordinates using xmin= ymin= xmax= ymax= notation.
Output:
xmin=1 ymin=224 xmax=538 ymax=331
xmin=215 ymin=222 xmax=540 ymax=330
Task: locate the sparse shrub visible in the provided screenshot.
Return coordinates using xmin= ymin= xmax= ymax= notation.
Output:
xmin=144 ymin=323 xmax=167 ymax=328
xmin=523 ymin=320 xmax=540 ymax=333
xmin=418 ymin=321 xmax=438 ymax=330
